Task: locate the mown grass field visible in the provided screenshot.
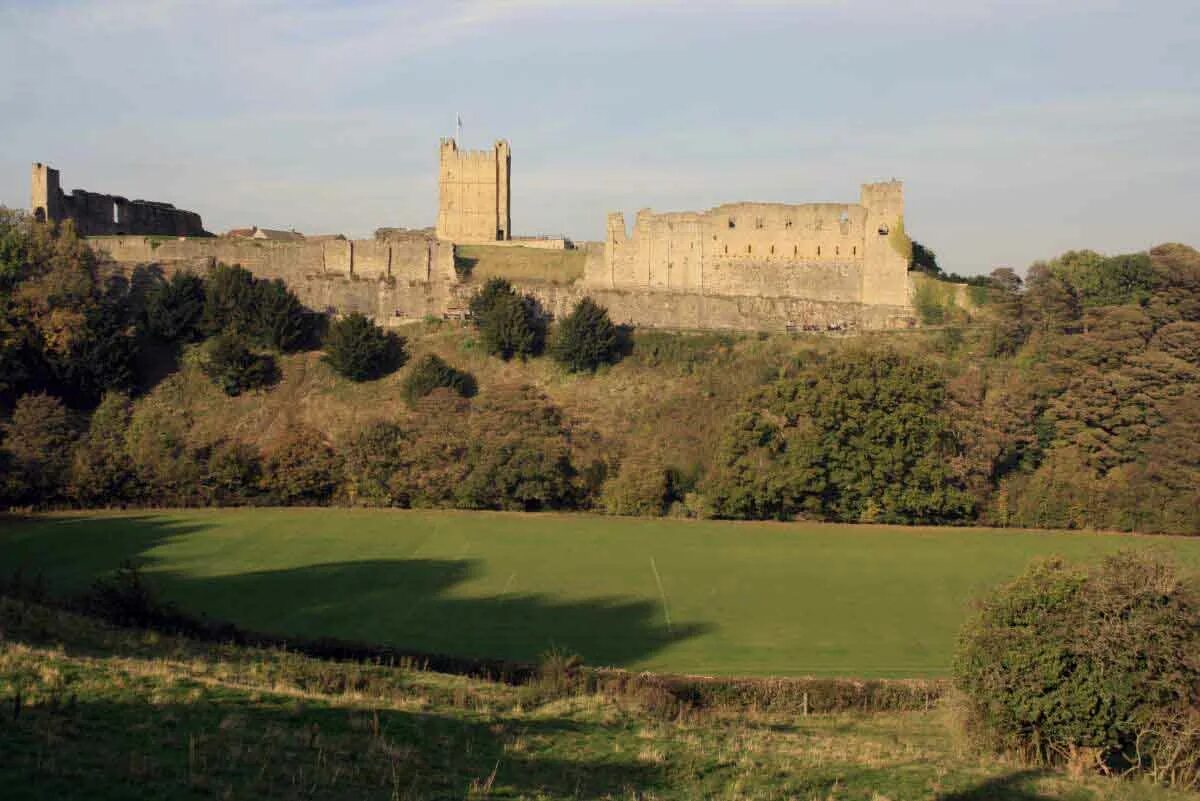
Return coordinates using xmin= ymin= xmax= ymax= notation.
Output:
xmin=3 ymin=509 xmax=1199 ymax=678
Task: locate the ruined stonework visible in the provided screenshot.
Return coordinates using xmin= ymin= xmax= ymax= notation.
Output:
xmin=60 ymin=135 xmax=918 ymax=332
xmin=589 ymin=181 xmax=910 ymax=310
xmin=31 ymin=163 xmax=209 ymax=237
xmin=435 ymin=139 xmax=510 ymax=243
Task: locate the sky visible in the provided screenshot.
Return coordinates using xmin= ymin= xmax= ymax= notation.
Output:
xmin=1 ymin=0 xmax=1197 ymax=275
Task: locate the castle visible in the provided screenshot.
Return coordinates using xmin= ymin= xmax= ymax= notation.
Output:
xmin=594 ymin=182 xmax=909 ymax=309
xmin=436 ymin=138 xmax=511 ymax=243
xmin=30 ymin=163 xmax=209 ymax=237
xmin=34 ymin=138 xmax=918 ymax=332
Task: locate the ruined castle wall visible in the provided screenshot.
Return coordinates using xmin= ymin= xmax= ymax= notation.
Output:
xmin=702 ymin=259 xmax=861 ymax=302
xmin=511 ymin=282 xmax=914 ymax=334
xmin=595 ymin=184 xmax=912 ymax=316
xmin=31 ymin=163 xmax=208 ymax=237
xmin=88 ymin=236 xmax=455 ymax=321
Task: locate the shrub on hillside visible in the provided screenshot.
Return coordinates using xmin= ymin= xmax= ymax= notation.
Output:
xmin=601 ymin=455 xmax=672 ymax=517
xmin=202 ymin=263 xmax=259 ymax=336
xmin=344 ymin=420 xmax=407 ymax=506
xmin=125 ymin=395 xmax=206 ymax=506
xmin=69 ymin=390 xmax=136 ymax=505
xmin=202 ymin=439 xmax=263 ymax=505
xmin=255 ymin=278 xmax=318 ymax=351
xmin=456 ymin=386 xmax=577 ymax=511
xmin=704 ymin=348 xmax=973 ymax=524
xmin=202 ymin=263 xmax=316 ymax=351
xmin=551 ymin=297 xmax=620 ymax=373
xmin=143 ymin=272 xmax=205 ymax=342
xmin=1 ymin=392 xmax=77 ymax=505
xmin=954 ymin=551 xmax=1200 ymax=784
xmin=263 ymin=425 xmax=343 ymax=505
xmin=322 ymin=313 xmax=406 ymax=381
xmin=402 ymin=354 xmax=476 ymax=405
xmin=468 ymin=277 xmax=545 ymax=360
xmin=202 ymin=334 xmax=278 ymax=396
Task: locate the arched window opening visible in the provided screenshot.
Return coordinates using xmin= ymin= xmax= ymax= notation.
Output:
xmin=746 ymin=244 xmax=752 ymax=254
xmin=817 ymin=246 xmax=821 ymax=257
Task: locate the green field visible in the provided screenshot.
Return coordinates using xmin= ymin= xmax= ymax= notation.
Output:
xmin=3 ymin=510 xmax=1198 ymax=678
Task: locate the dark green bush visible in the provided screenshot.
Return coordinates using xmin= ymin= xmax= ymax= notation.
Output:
xmin=202 ymin=264 xmax=315 ymax=351
xmin=402 ymin=354 xmax=476 ymax=405
xmin=468 ymin=277 xmax=545 ymax=360
xmin=143 ymin=272 xmax=205 ymax=342
xmin=202 ymin=334 xmax=278 ymax=396
xmin=202 ymin=263 xmax=259 ymax=336
xmin=322 ymin=313 xmax=406 ymax=381
xmin=255 ymin=278 xmax=317 ymax=351
xmin=954 ymin=551 xmax=1200 ymax=781
xmin=703 ymin=347 xmax=973 ymax=524
xmin=551 ymin=297 xmax=619 ymax=373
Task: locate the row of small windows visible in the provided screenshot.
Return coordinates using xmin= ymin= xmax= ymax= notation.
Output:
xmin=720 ymin=244 xmax=857 ymax=257
xmin=728 ymin=212 xmax=853 ymax=230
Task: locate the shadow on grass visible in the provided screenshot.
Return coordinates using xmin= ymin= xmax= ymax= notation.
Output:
xmin=0 ymin=694 xmax=664 ymax=801
xmin=0 ymin=514 xmax=709 ymax=670
xmin=937 ymin=769 xmax=1059 ymax=800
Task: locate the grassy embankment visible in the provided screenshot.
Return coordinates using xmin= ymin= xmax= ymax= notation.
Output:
xmin=3 ymin=595 xmax=1196 ymax=801
xmin=454 ymin=244 xmax=587 ymax=284
xmin=4 ymin=510 xmax=1198 ymax=678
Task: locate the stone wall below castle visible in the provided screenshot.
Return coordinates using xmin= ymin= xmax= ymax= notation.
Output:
xmin=88 ymin=236 xmax=916 ymax=334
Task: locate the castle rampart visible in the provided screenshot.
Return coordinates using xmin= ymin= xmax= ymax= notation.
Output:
xmin=31 ymin=163 xmax=209 ymax=237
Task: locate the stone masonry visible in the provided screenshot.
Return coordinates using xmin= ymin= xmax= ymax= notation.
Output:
xmin=30 ymin=163 xmax=209 ymax=237
xmin=44 ymin=136 xmax=918 ymax=332
xmin=591 ymin=181 xmax=910 ymax=310
xmin=435 ymin=139 xmax=510 ymax=243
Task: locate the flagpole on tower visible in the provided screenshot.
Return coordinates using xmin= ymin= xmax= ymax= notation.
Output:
xmin=456 ymin=113 xmax=462 ymax=144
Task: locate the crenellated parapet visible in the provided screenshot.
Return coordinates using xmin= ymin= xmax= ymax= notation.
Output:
xmin=436 ymin=138 xmax=511 ymax=243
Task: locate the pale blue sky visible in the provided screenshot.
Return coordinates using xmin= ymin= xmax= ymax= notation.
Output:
xmin=1 ymin=0 xmax=1197 ymax=274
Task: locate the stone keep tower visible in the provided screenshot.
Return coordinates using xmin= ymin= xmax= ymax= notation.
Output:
xmin=859 ymin=181 xmax=909 ymax=307
xmin=436 ymin=138 xmax=510 ymax=243
xmin=30 ymin=162 xmax=62 ymax=224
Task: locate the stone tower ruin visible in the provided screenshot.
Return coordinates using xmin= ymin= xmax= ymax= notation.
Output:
xmin=29 ymin=162 xmax=209 ymax=237
xmin=435 ymin=138 xmax=510 ymax=243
